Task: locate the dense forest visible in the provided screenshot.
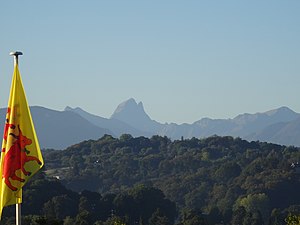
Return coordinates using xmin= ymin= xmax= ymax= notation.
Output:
xmin=1 ymin=134 xmax=300 ymax=225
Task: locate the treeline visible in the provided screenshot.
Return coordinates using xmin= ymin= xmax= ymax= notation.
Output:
xmin=2 ymin=134 xmax=300 ymax=224
xmin=1 ymin=172 xmax=176 ymax=225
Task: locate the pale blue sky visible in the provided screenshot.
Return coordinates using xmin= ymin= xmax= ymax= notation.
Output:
xmin=0 ymin=1 xmax=299 ymax=124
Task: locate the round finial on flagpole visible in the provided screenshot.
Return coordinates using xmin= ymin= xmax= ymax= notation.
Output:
xmin=10 ymin=51 xmax=23 ymax=66
xmin=9 ymin=51 xmax=23 ymax=56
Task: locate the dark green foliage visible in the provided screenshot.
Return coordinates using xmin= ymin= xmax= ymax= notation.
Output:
xmin=148 ymin=209 xmax=172 ymax=225
xmin=41 ymin=135 xmax=300 ymax=224
xmin=2 ymin=135 xmax=299 ymax=224
xmin=231 ymin=206 xmax=247 ymax=225
xmin=23 ymin=215 xmax=63 ymax=225
xmin=179 ymin=209 xmax=209 ymax=225
xmin=0 ymin=171 xmax=176 ymax=225
xmin=43 ymin=194 xmax=78 ymax=219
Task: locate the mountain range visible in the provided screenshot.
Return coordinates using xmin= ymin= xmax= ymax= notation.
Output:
xmin=0 ymin=98 xmax=299 ymax=149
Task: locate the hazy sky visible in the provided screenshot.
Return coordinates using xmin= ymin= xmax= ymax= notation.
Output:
xmin=0 ymin=1 xmax=299 ymax=124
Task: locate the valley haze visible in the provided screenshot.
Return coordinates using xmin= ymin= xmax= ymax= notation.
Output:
xmin=0 ymin=98 xmax=299 ymax=149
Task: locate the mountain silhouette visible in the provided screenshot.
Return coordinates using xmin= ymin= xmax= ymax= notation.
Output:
xmin=0 ymin=106 xmax=113 ymax=150
xmin=110 ymin=98 xmax=163 ymax=133
xmin=65 ymin=106 xmax=152 ymax=137
xmin=71 ymin=99 xmax=300 ymax=146
xmin=247 ymin=117 xmax=300 ymax=146
xmin=0 ymin=100 xmax=299 ymax=149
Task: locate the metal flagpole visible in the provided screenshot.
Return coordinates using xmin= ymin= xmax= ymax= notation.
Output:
xmin=9 ymin=51 xmax=23 ymax=225
xmin=10 ymin=51 xmax=22 ymax=66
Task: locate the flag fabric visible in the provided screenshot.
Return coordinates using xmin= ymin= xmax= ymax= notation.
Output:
xmin=0 ymin=64 xmax=44 ymax=218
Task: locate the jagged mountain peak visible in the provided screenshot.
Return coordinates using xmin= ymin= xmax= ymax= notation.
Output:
xmin=110 ymin=98 xmax=163 ymax=133
xmin=116 ymin=98 xmax=137 ymax=109
xmin=137 ymin=101 xmax=144 ymax=108
xmin=110 ymin=98 xmax=149 ymax=120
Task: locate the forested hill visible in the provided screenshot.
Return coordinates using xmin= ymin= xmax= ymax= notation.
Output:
xmin=43 ymin=135 xmax=300 ymax=224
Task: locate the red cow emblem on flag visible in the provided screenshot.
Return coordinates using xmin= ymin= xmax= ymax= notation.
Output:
xmin=0 ymin=59 xmax=44 ymax=218
xmin=2 ymin=125 xmax=42 ymax=191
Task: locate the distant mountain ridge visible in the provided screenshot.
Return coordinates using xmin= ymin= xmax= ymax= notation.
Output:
xmin=68 ymin=99 xmax=300 ymax=147
xmin=247 ymin=117 xmax=300 ymax=146
xmin=65 ymin=105 xmax=152 ymax=137
xmin=0 ymin=106 xmax=112 ymax=150
xmin=0 ymin=99 xmax=299 ymax=149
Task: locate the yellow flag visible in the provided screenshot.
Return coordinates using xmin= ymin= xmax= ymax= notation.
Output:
xmin=0 ymin=64 xmax=44 ymax=218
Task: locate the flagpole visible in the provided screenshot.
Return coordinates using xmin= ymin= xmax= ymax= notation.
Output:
xmin=9 ymin=51 xmax=23 ymax=225
xmin=10 ymin=51 xmax=23 ymax=66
